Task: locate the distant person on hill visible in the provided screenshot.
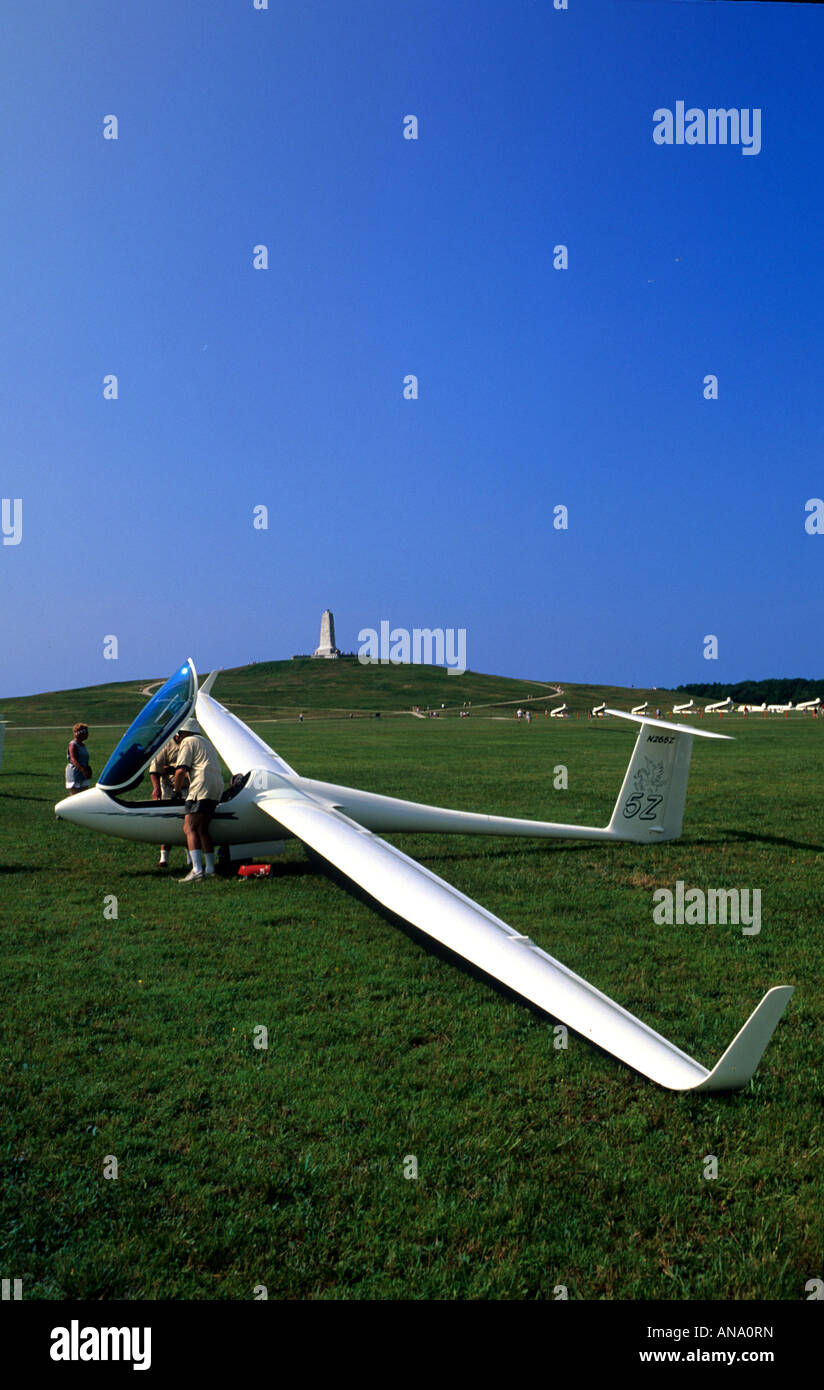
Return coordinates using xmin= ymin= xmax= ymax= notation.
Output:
xmin=65 ymin=723 xmax=92 ymax=794
xmin=149 ymin=737 xmax=188 ymax=872
xmin=172 ymin=720 xmax=224 ymax=883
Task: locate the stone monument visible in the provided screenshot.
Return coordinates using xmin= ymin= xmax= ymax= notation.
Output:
xmin=313 ymin=610 xmax=340 ymax=659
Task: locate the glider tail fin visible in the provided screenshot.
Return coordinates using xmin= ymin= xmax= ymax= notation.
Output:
xmin=604 ymin=710 xmax=732 ymax=844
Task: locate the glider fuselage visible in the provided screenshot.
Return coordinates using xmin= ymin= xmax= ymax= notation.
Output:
xmin=55 ymin=770 xmax=619 ymax=849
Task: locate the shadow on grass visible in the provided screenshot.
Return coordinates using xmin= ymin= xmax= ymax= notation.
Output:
xmin=127 ymin=860 xmax=319 ymax=881
xmin=413 ymin=841 xmax=597 ymax=867
xmin=0 ymin=864 xmax=48 ymax=874
xmin=722 ymin=828 xmax=824 ymax=853
xmin=0 ymin=770 xmax=54 ymax=778
xmin=0 ymin=793 xmax=54 ymax=802
xmin=267 ymin=860 xmax=317 ymax=879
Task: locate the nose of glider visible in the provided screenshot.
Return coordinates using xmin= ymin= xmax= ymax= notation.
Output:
xmin=55 ymin=787 xmax=109 ymax=826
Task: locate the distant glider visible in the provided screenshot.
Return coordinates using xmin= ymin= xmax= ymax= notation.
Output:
xmin=673 ymin=698 xmax=697 ymax=715
xmin=54 ymin=660 xmax=792 ymax=1092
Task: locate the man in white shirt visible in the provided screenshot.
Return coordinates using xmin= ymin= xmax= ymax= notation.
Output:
xmin=172 ymin=719 xmax=225 ymax=883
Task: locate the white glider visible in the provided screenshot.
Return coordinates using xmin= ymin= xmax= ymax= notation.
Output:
xmin=54 ymin=661 xmax=792 ymax=1092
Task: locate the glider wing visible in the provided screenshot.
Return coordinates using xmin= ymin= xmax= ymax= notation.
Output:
xmin=196 ymin=681 xmax=297 ymax=778
xmin=254 ymin=790 xmax=792 ymax=1092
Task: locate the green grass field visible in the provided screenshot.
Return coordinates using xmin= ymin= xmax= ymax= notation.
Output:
xmin=1 ymin=667 xmax=822 ymax=1300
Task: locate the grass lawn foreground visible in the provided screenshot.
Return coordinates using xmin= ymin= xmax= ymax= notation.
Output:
xmin=1 ymin=665 xmax=822 ymax=1299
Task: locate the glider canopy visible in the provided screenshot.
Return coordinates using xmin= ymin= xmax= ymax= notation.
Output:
xmin=97 ymin=660 xmax=197 ymax=791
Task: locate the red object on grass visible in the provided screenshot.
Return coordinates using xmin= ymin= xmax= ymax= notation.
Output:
xmin=237 ymin=863 xmax=272 ymax=877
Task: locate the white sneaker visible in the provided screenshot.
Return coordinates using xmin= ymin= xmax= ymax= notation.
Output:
xmin=178 ymin=868 xmax=205 ymax=883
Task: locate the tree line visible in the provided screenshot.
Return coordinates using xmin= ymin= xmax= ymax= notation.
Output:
xmin=676 ymin=678 xmax=824 ymax=704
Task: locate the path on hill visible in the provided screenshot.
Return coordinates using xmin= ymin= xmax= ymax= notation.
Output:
xmin=199 ymin=678 xmax=569 ymax=723
xmin=420 ymin=683 xmax=564 ymax=718
xmin=235 ymin=682 xmax=567 ymax=722
xmin=121 ymin=676 xmax=567 ymax=724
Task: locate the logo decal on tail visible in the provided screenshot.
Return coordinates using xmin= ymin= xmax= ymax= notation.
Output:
xmin=622 ymin=757 xmax=665 ymax=820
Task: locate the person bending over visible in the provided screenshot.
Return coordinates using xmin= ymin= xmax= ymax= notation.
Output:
xmin=149 ymin=736 xmax=188 ymax=871
xmin=172 ymin=720 xmax=224 ymax=883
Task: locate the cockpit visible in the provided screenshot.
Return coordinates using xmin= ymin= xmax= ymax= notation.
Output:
xmin=97 ymin=661 xmax=197 ymax=792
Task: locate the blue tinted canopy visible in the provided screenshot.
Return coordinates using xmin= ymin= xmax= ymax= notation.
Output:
xmin=98 ymin=661 xmax=197 ymax=790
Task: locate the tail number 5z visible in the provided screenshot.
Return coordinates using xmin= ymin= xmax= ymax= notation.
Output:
xmin=623 ymin=793 xmax=663 ymax=821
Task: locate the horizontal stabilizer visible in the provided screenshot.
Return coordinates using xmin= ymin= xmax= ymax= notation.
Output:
xmin=604 ymin=709 xmax=733 ymax=740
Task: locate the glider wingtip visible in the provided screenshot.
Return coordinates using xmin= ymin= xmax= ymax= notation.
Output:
xmin=765 ymin=983 xmax=794 ymax=1001
xmin=199 ymin=669 xmax=220 ymax=697
xmin=694 ymin=985 xmax=794 ymax=1093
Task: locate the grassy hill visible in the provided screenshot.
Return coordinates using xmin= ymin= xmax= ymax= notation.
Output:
xmin=0 ymin=656 xmax=686 ymax=729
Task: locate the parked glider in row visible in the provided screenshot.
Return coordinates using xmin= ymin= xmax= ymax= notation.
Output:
xmin=54 ymin=660 xmax=792 ymax=1093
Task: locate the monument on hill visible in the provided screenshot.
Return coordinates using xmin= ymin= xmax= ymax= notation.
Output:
xmin=313 ymin=609 xmax=341 ymax=660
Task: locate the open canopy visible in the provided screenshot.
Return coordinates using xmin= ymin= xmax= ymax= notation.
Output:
xmin=98 ymin=660 xmax=197 ymax=791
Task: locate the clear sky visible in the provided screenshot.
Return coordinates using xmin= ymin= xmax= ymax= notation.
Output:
xmin=2 ymin=0 xmax=822 ymax=697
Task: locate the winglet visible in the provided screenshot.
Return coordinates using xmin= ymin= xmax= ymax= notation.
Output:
xmin=692 ymin=986 xmax=794 ymax=1092
xmin=199 ymin=669 xmax=220 ymax=697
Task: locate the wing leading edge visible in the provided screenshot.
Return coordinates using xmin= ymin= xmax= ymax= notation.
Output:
xmin=255 ymin=791 xmax=792 ymax=1092
xmin=196 ymin=681 xmax=297 ymax=778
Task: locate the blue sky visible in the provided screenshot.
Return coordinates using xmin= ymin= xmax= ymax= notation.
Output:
xmin=2 ymin=0 xmax=822 ymax=697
